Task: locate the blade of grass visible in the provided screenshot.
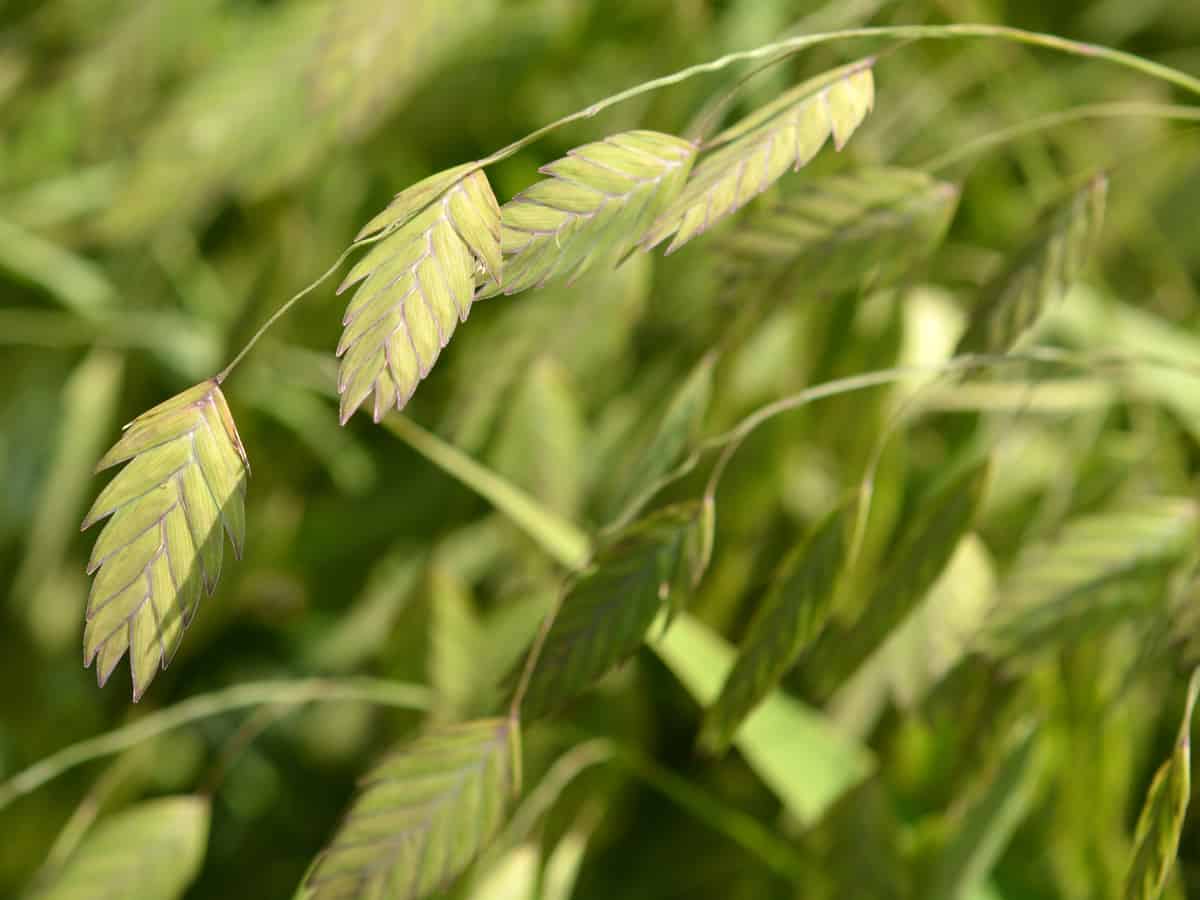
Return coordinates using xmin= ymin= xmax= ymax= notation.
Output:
xmin=0 ymin=678 xmax=430 ymax=811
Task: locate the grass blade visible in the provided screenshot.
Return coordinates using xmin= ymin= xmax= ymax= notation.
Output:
xmin=927 ymin=720 xmax=1044 ymax=900
xmin=15 ymin=349 xmax=124 ymax=606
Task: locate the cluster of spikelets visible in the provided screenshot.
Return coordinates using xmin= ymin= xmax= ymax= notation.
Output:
xmin=76 ymin=53 xmax=1124 ymax=900
xmin=335 ymin=60 xmax=877 ymax=427
xmin=81 ymin=58 xmax=880 ymax=700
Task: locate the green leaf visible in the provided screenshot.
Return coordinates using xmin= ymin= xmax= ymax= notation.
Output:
xmin=653 ymin=611 xmax=874 ymax=826
xmin=608 ymin=353 xmax=715 ymax=526
xmin=1123 ymin=668 xmax=1200 ymax=900
xmin=718 ymin=167 xmax=959 ymax=296
xmin=81 ymin=380 xmax=249 ymax=701
xmin=480 ymin=130 xmax=696 ymax=297
xmin=927 ymin=720 xmax=1044 ymax=900
xmin=336 ymin=168 xmax=502 ymax=423
xmin=956 ymin=174 xmax=1107 ymax=355
xmin=307 ymin=717 xmax=521 ymax=900
xmin=983 ymin=497 xmax=1198 ymax=659
xmin=805 ymin=459 xmax=990 ymax=698
xmin=641 ymin=59 xmax=876 ymax=254
xmin=702 ymin=501 xmax=850 ymax=752
xmin=31 ymin=795 xmax=210 ymax=900
xmin=512 ymin=505 xmax=697 ymax=720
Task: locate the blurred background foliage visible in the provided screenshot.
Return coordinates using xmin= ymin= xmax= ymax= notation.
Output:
xmin=3 ymin=0 xmax=1200 ymax=898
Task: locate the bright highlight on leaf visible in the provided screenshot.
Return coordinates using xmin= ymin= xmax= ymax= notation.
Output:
xmin=957 ymin=174 xmax=1107 ymax=354
xmin=512 ymin=505 xmax=698 ymax=720
xmin=337 ymin=167 xmax=502 ymax=424
xmin=654 ymin=611 xmax=875 ymax=826
xmin=32 ymin=796 xmax=210 ymax=900
xmin=703 ymin=501 xmax=850 ymax=752
xmin=307 ymin=717 xmax=521 ymax=900
xmin=641 ymin=59 xmax=876 ymax=254
xmin=81 ymin=380 xmax=249 ymax=701
xmin=479 ymin=130 xmax=696 ymax=297
xmin=1122 ymin=668 xmax=1200 ymax=900
xmin=719 ymin=167 xmax=959 ymax=296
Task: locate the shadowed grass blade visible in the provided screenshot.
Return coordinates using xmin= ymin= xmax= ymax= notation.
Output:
xmin=927 ymin=720 xmax=1044 ymax=900
xmin=81 ymin=380 xmax=249 ymax=701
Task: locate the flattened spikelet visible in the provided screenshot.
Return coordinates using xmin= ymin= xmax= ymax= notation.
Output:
xmin=480 ymin=131 xmax=696 ymax=297
xmin=307 ymin=718 xmax=521 ymax=900
xmin=642 ymin=60 xmax=876 ymax=254
xmin=81 ymin=381 xmax=249 ymax=701
xmin=337 ymin=169 xmax=502 ymax=424
xmin=511 ymin=505 xmax=698 ymax=720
